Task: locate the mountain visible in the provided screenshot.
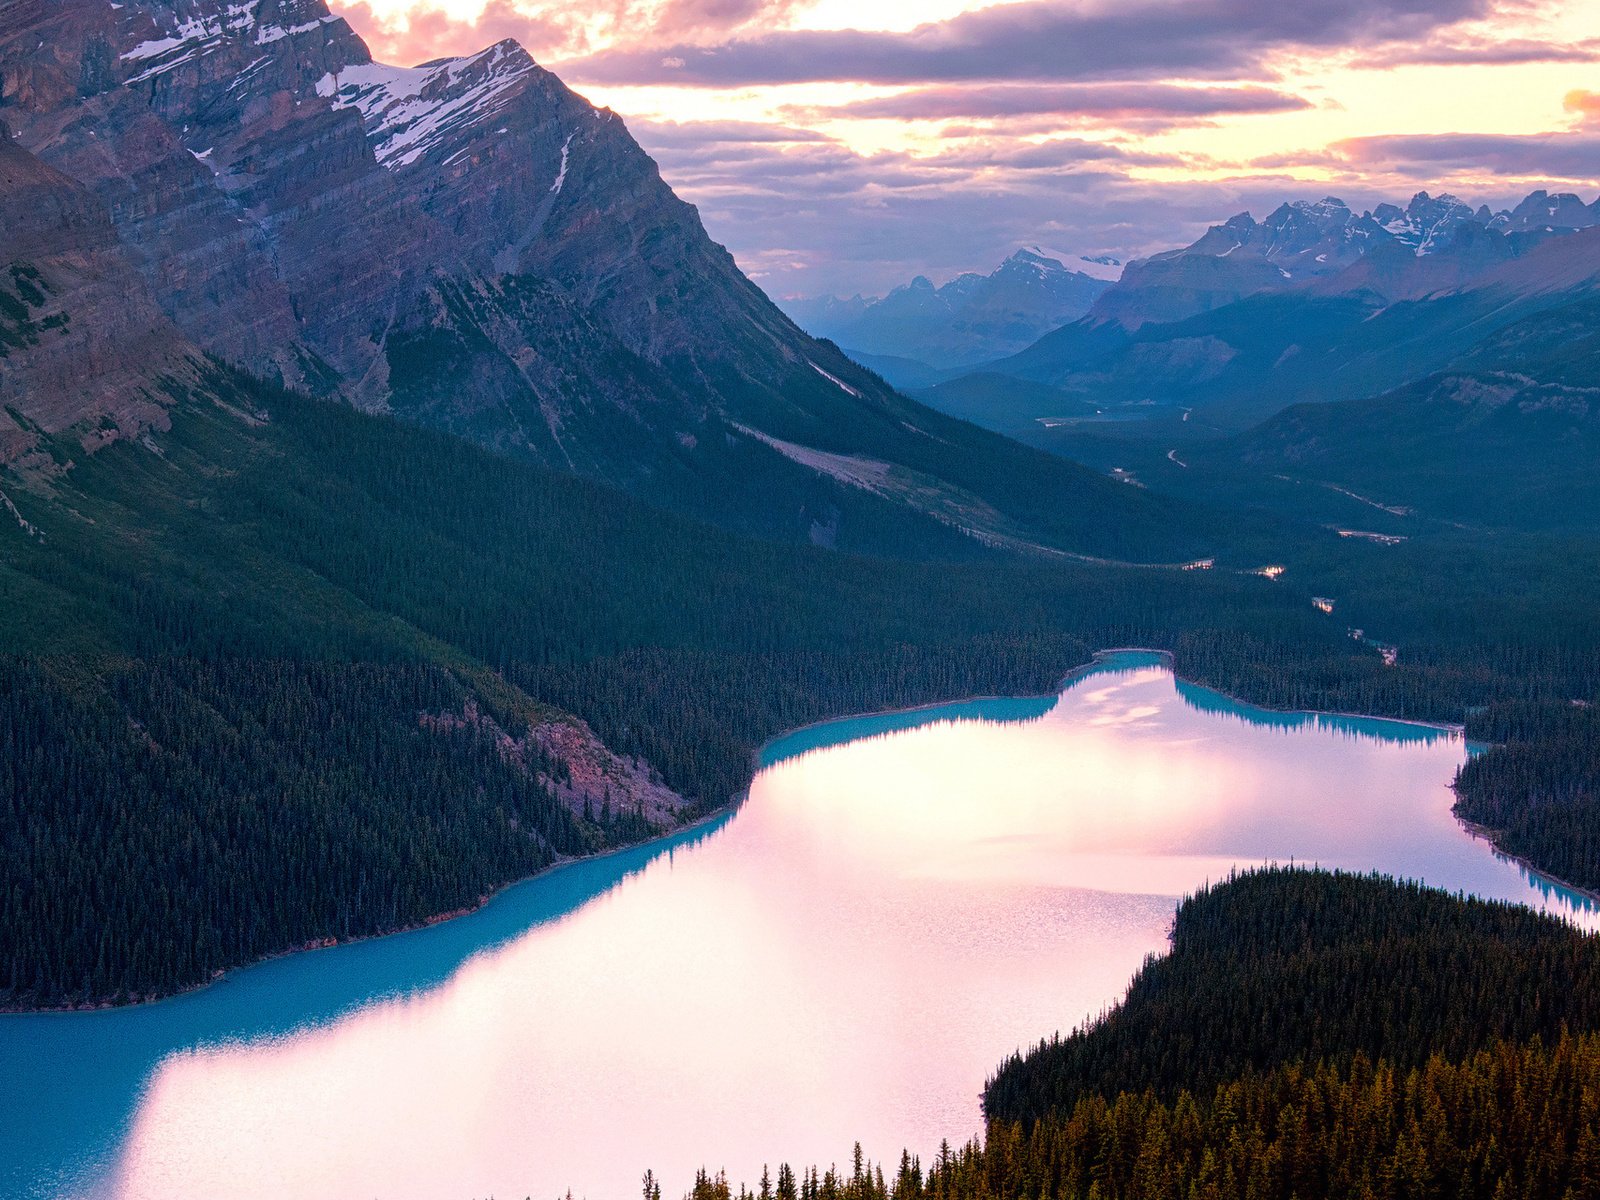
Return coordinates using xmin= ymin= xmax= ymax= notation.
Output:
xmin=0 ymin=123 xmax=198 ymax=464
xmin=783 ymin=248 xmax=1114 ymax=376
xmin=915 ymin=193 xmax=1600 ymax=440
xmin=1089 ymin=197 xmax=1379 ymax=329
xmin=1493 ymin=188 xmax=1600 ymax=234
xmin=1087 ymin=189 xmax=1597 ymax=330
xmin=0 ymin=0 xmax=1204 ymax=564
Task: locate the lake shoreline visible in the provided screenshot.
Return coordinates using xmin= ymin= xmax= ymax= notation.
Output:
xmin=0 ymin=802 xmax=740 ymax=1018
xmin=0 ymin=646 xmax=1541 ymax=1016
xmin=768 ymin=646 xmax=1470 ymax=744
xmin=1457 ymin=818 xmax=1600 ymax=908
xmin=7 ymin=658 xmax=1110 ymax=1016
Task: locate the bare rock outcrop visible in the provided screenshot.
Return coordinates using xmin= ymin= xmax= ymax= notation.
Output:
xmin=420 ymin=700 xmax=692 ymax=830
xmin=0 ymin=129 xmax=195 ymax=463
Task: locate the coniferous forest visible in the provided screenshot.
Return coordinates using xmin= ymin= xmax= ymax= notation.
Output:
xmin=666 ymin=871 xmax=1600 ymax=1200
xmin=673 ymin=1034 xmax=1600 ymax=1200
xmin=3 ymin=370 xmax=1600 ymax=1006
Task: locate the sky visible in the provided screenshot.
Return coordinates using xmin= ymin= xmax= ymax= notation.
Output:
xmin=328 ymin=0 xmax=1600 ymax=298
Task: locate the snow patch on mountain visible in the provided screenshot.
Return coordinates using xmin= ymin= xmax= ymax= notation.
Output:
xmin=1074 ymin=254 xmax=1125 ymax=282
xmin=121 ymin=1 xmax=255 ymax=80
xmin=550 ymin=133 xmax=573 ymax=194
xmin=119 ymin=2 xmax=340 ymax=82
xmin=252 ymin=14 xmax=339 ymax=45
xmin=317 ymin=40 xmax=534 ymax=169
xmin=810 ymin=361 xmax=861 ymax=397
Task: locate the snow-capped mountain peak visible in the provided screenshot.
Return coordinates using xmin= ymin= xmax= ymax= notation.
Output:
xmin=317 ymin=40 xmax=538 ymax=169
xmin=1001 ymin=247 xmax=1072 ymax=279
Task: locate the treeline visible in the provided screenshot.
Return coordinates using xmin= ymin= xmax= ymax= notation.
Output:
xmin=0 ymin=658 xmax=604 ymax=1007
xmin=686 ymin=1036 xmax=1600 ymax=1200
xmin=1456 ymin=700 xmax=1600 ymax=894
xmin=983 ymin=867 xmax=1600 ymax=1123
xmin=669 ymin=871 xmax=1600 ymax=1200
xmin=513 ymin=638 xmax=1091 ymax=806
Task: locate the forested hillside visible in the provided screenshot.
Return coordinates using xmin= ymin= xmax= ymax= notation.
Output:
xmin=4 ymin=366 xmax=1599 ymax=1007
xmin=0 ymin=366 xmax=1336 ymax=1008
xmin=674 ymin=871 xmax=1600 ymax=1200
xmin=984 ymin=868 xmax=1600 ymax=1121
xmin=689 ymin=1035 xmax=1600 ymax=1200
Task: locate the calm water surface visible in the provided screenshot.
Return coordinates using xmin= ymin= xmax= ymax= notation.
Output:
xmin=5 ymin=653 xmax=1595 ymax=1200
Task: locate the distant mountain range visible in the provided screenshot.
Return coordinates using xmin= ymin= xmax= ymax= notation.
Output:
xmin=840 ymin=189 xmax=1597 ymax=537
xmin=900 ymin=187 xmax=1600 ymax=438
xmin=0 ymin=0 xmax=1209 ymax=565
xmin=783 ymin=188 xmax=1599 ymax=399
xmin=781 ymin=248 xmax=1117 ymax=380
xmin=1088 ymin=189 xmax=1600 ymax=330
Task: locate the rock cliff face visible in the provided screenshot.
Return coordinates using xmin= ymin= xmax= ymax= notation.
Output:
xmin=0 ymin=129 xmax=196 ymax=465
xmin=4 ymin=0 xmax=1167 ymax=557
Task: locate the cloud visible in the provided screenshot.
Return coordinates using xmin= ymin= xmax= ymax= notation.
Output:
xmin=651 ymin=0 xmax=811 ymax=41
xmin=559 ymin=0 xmax=1495 ymax=86
xmin=798 ymin=83 xmax=1311 ymax=122
xmin=331 ymin=0 xmax=810 ymax=65
xmin=624 ymin=108 xmax=1600 ymax=296
xmin=334 ymin=1 xmax=568 ymax=64
xmin=1361 ymin=35 xmax=1600 ymax=67
xmin=631 ymin=118 xmax=836 ymax=147
xmin=617 ymin=116 xmax=1331 ymax=293
xmin=1568 ymin=90 xmax=1600 ymax=123
xmin=1330 ymin=131 xmax=1600 ymax=181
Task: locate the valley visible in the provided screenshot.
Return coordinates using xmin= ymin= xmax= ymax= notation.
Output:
xmin=2 ymin=1 xmax=1599 ymax=1197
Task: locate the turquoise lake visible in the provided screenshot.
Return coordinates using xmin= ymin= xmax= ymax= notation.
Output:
xmin=4 ymin=651 xmax=1595 ymax=1200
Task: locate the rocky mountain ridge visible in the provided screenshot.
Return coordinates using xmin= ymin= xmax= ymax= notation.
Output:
xmin=1092 ymin=188 xmax=1600 ymax=328
xmin=913 ymin=219 xmax=1600 ymax=440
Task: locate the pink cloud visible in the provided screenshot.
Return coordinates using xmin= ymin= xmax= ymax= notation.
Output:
xmin=1362 ymin=35 xmax=1600 ymax=67
xmin=561 ymin=0 xmax=1498 ymax=86
xmin=1567 ymin=90 xmax=1600 ymax=124
xmin=332 ymin=1 xmax=570 ymax=64
xmin=793 ymin=83 xmax=1311 ymax=123
xmin=1329 ymin=130 xmax=1600 ymax=183
xmin=331 ymin=0 xmax=811 ymax=67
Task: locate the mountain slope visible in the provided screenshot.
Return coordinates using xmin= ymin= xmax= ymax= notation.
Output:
xmin=1198 ymin=293 xmax=1600 ymax=532
xmin=0 ymin=129 xmax=197 ymax=464
xmin=0 ymin=0 xmax=1206 ymax=562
